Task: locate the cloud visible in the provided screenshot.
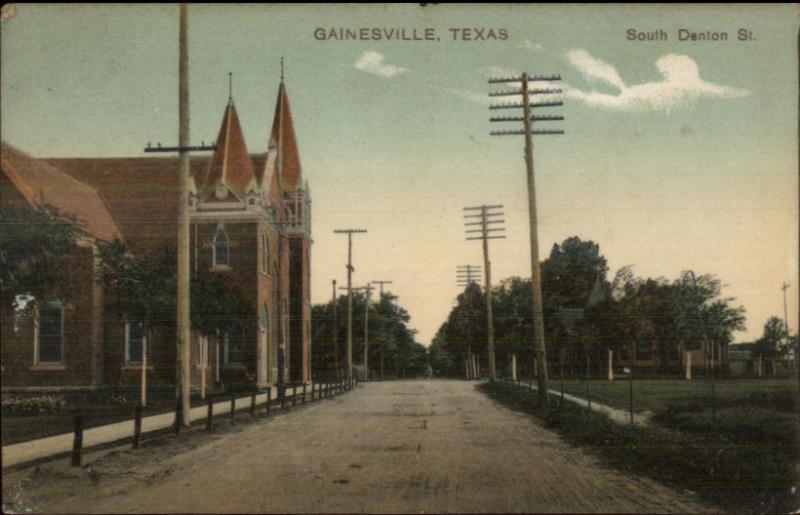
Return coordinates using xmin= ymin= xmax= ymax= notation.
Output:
xmin=520 ymin=39 xmax=542 ymax=52
xmin=564 ymin=49 xmax=750 ymax=112
xmin=441 ymin=87 xmax=490 ymax=105
xmin=354 ymin=51 xmax=409 ymax=78
xmin=478 ymin=65 xmax=519 ymax=79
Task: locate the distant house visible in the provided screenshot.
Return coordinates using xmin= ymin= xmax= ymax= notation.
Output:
xmin=1 ymin=77 xmax=312 ymax=393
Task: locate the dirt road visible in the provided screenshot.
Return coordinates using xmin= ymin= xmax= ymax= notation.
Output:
xmin=2 ymin=380 xmax=711 ymax=513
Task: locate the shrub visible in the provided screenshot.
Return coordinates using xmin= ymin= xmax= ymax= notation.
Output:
xmin=1 ymin=395 xmax=66 ymax=415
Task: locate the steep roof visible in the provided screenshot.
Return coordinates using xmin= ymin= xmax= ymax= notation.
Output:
xmin=197 ymin=101 xmax=256 ymax=201
xmin=269 ymin=81 xmax=302 ymax=192
xmin=1 ymin=143 xmax=120 ymax=242
xmin=44 ymin=155 xmax=267 ymax=255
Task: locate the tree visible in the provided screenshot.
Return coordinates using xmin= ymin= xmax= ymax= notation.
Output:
xmin=753 ymin=317 xmax=789 ymax=359
xmin=311 ymin=290 xmax=423 ymax=380
xmin=0 ymin=202 xmax=81 ymax=309
xmin=98 ymin=239 xmax=252 ymax=340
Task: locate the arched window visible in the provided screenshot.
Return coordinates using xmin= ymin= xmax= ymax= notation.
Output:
xmin=213 ymin=229 xmax=229 ymax=268
xmin=261 ymin=233 xmax=269 ymax=274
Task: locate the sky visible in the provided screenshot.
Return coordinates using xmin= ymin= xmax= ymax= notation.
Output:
xmin=2 ymin=4 xmax=797 ymax=345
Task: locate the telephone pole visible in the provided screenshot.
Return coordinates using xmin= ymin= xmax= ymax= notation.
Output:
xmin=782 ymin=282 xmax=791 ymax=344
xmin=370 ymin=280 xmax=392 ymax=380
xmin=464 ymin=204 xmax=505 ymax=380
xmin=332 ymin=279 xmax=339 ymax=379
xmin=143 ymin=5 xmax=214 ymax=424
xmin=334 ymin=229 xmax=367 ymax=379
xmin=362 ymin=285 xmax=374 ymax=380
xmin=371 ymin=280 xmax=393 ymax=298
xmin=489 ymin=72 xmax=564 ymax=404
xmin=457 ymin=264 xmax=481 ymax=380
xmin=457 ymin=264 xmax=482 ymax=288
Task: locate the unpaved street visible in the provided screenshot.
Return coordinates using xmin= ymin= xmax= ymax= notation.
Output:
xmin=3 ymin=380 xmax=711 ymax=513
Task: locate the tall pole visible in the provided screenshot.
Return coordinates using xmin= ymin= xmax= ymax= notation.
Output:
xmin=781 ymin=282 xmax=790 ymax=345
xmin=363 ymin=285 xmax=373 ymax=380
xmin=523 ymin=73 xmax=550 ymax=405
xmin=488 ymin=71 xmax=562 ymax=404
xmin=177 ymin=3 xmax=191 ymax=425
xmin=464 ymin=205 xmax=504 ymax=380
xmin=481 ymin=206 xmax=497 ymax=380
xmin=333 ymin=279 xmax=339 ymax=379
xmin=334 ymin=229 xmax=367 ymax=379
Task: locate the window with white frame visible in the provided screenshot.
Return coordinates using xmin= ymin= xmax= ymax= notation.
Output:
xmin=125 ymin=320 xmax=145 ymax=364
xmin=35 ymin=302 xmax=63 ymax=364
xmin=224 ymin=321 xmax=245 ymax=365
xmin=213 ymin=229 xmax=230 ymax=268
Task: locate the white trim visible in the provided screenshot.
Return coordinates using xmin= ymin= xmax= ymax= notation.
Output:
xmin=33 ymin=302 xmax=64 ymax=366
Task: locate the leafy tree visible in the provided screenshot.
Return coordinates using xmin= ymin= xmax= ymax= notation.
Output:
xmin=0 ymin=202 xmax=81 ymax=309
xmin=311 ymin=290 xmax=423 ymax=380
xmin=753 ymin=316 xmax=789 ymax=359
xmin=97 ymin=239 xmax=252 ymax=339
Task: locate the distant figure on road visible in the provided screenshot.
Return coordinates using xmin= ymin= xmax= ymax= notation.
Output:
xmin=426 ymin=365 xmax=433 ymax=379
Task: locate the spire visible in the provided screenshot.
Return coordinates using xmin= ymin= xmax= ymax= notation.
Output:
xmin=269 ymin=76 xmax=302 ymax=192
xmin=198 ymin=99 xmax=255 ymax=200
xmin=228 ymin=71 xmax=233 ymax=102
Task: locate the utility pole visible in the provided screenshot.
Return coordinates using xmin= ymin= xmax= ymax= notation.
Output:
xmin=363 ymin=284 xmax=374 ymax=380
xmin=457 ymin=265 xmax=481 ymax=380
xmin=371 ymin=280 xmax=393 ymax=298
xmin=488 ymin=72 xmax=564 ymax=404
xmin=456 ymin=264 xmax=482 ymax=288
xmin=782 ymin=282 xmax=791 ymax=346
xmin=464 ymin=204 xmax=505 ymax=380
xmin=334 ymin=229 xmax=367 ymax=379
xmin=371 ymin=280 xmax=392 ymax=381
xmin=143 ymin=5 xmax=215 ymax=424
xmin=339 ymin=285 xmax=371 ymax=380
xmin=332 ymin=279 xmax=339 ymax=379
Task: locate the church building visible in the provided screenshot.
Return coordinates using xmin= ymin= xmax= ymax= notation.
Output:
xmin=0 ymin=76 xmax=312 ymax=394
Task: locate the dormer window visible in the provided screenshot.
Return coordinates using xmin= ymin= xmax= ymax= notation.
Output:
xmin=213 ymin=229 xmax=230 ymax=268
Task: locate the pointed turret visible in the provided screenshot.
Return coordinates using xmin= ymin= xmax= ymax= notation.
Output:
xmin=197 ymin=100 xmax=255 ymax=201
xmin=270 ymin=80 xmax=302 ymax=193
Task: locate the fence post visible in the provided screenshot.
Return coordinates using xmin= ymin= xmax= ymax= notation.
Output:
xmin=292 ymin=386 xmax=297 ymax=407
xmin=302 ymin=383 xmax=307 ymax=404
xmin=230 ymin=392 xmax=236 ymax=422
xmin=251 ymin=391 xmax=256 ymax=417
xmin=71 ymin=414 xmax=83 ymax=467
xmin=133 ymin=405 xmax=143 ymax=449
xmin=207 ymin=394 xmax=214 ymax=431
xmin=266 ymin=387 xmax=272 ymax=415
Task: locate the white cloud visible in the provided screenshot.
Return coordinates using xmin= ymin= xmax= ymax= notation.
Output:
xmin=354 ymin=51 xmax=409 ymax=78
xmin=441 ymin=87 xmax=490 ymax=105
xmin=478 ymin=65 xmax=519 ymax=79
xmin=564 ymin=49 xmax=750 ymax=112
xmin=520 ymin=39 xmax=542 ymax=52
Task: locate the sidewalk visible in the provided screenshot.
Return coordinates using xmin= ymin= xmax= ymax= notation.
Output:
xmin=2 ymin=383 xmax=335 ymax=470
xmin=506 ymin=380 xmax=652 ymax=426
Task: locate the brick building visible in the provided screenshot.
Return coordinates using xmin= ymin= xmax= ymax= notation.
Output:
xmin=1 ymin=78 xmax=312 ymax=393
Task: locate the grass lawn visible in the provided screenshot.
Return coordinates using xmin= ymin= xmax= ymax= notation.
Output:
xmin=480 ymin=380 xmax=800 ymax=514
xmin=553 ymin=377 xmax=796 ymax=413
xmin=1 ymin=399 xmax=183 ymax=446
